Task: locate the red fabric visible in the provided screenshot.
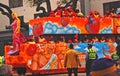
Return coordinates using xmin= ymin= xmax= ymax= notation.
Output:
xmin=12 ymin=20 xmax=20 ymax=51
xmin=20 ymin=32 xmax=27 ymax=43
xmin=26 ymin=44 xmax=37 ymax=56
xmin=49 ymin=10 xmax=55 ymax=17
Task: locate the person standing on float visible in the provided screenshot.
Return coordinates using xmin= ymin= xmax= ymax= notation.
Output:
xmin=8 ymin=13 xmax=21 ymax=55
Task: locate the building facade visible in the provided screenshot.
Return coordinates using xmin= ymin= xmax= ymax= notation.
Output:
xmin=0 ymin=0 xmax=120 ymax=32
xmin=90 ymin=0 xmax=120 ymax=16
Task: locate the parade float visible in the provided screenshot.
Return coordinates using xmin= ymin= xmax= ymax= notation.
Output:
xmin=4 ymin=15 xmax=120 ymax=75
xmin=2 ymin=0 xmax=120 ymax=75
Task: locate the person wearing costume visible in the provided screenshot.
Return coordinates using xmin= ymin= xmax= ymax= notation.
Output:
xmin=8 ymin=12 xmax=26 ymax=55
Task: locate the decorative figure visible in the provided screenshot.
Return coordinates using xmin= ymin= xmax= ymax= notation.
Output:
xmin=86 ymin=10 xmax=101 ymax=34
xmin=8 ymin=13 xmax=26 ymax=55
xmin=55 ymin=5 xmax=62 ymax=17
xmin=49 ymin=10 xmax=55 ymax=17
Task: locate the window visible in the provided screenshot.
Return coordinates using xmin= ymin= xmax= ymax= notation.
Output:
xmin=9 ymin=0 xmax=23 ymax=8
xmin=103 ymin=1 xmax=120 ymax=14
